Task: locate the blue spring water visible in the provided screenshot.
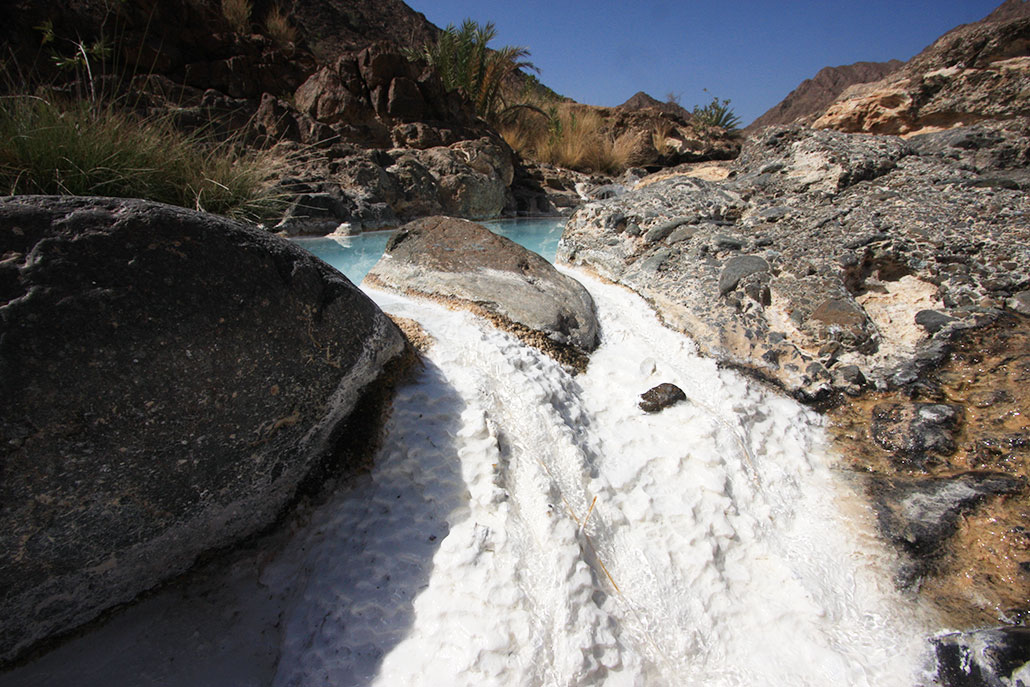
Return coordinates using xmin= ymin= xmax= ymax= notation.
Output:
xmin=291 ymin=218 xmax=566 ymax=284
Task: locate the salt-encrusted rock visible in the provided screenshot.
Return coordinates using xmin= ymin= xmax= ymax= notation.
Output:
xmin=639 ymin=383 xmax=688 ymax=413
xmin=866 ymin=472 xmax=1024 ymax=585
xmin=559 ymin=121 xmax=1030 ymax=400
xmin=365 ymin=216 xmax=598 ymax=367
xmin=0 ymin=196 xmax=407 ymax=665
xmin=935 ymin=626 xmax=1030 ymax=687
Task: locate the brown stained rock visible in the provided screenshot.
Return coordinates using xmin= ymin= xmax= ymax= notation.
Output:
xmin=828 ymin=313 xmax=1030 ymax=628
xmin=814 ymin=15 xmax=1030 ymax=135
xmin=746 ymin=60 xmax=905 ymax=131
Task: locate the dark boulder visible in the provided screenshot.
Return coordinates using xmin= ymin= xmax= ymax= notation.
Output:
xmin=935 ymin=626 xmax=1030 ymax=687
xmin=639 ymin=383 xmax=688 ymax=413
xmin=870 ymin=402 xmax=962 ymax=468
xmin=0 ymin=196 xmax=407 ymax=665
xmin=364 ymin=216 xmax=598 ymax=368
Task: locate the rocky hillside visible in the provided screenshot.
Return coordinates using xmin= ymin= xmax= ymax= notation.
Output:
xmin=2 ymin=1 xmax=742 ymax=232
xmin=746 ymin=60 xmax=903 ymax=131
xmin=813 ymin=2 xmax=1030 ymax=134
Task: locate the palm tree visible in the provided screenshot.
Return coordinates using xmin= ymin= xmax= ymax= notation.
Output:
xmin=408 ymin=19 xmax=538 ymax=122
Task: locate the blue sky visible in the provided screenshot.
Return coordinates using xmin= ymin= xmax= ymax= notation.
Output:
xmin=404 ymin=1 xmax=1005 ymax=125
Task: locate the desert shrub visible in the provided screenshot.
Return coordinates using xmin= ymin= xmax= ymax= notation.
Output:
xmin=692 ymin=96 xmax=741 ymax=131
xmin=221 ymin=0 xmax=253 ymax=34
xmin=0 ymin=94 xmax=280 ymax=221
xmin=500 ymin=104 xmax=630 ymax=174
xmin=264 ymin=5 xmax=296 ymax=52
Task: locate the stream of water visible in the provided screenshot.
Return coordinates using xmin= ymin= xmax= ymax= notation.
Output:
xmin=0 ymin=223 xmax=937 ymax=686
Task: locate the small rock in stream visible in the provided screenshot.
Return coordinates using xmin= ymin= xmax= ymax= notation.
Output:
xmin=639 ymin=383 xmax=688 ymax=412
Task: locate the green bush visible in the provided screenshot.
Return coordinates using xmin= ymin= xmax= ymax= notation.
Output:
xmin=0 ymin=94 xmax=280 ymax=221
xmin=692 ymin=96 xmax=741 ymax=132
xmin=407 ymin=19 xmax=537 ymax=122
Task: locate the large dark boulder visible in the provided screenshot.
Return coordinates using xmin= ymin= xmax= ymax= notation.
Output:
xmin=0 ymin=196 xmax=407 ymax=665
xmin=364 ymin=216 xmax=598 ymax=368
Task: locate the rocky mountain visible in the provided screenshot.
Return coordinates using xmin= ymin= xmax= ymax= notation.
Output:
xmin=618 ymin=91 xmax=694 ymax=122
xmin=745 ymin=60 xmax=903 ymax=131
xmin=980 ymin=0 xmax=1030 ymax=23
xmin=2 ymin=0 xmax=741 ymax=231
xmin=814 ymin=2 xmax=1030 ymax=134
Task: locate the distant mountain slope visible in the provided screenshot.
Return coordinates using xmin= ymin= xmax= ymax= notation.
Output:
xmin=979 ymin=0 xmax=1030 ymax=23
xmin=814 ymin=1 xmax=1030 ymax=134
xmin=618 ymin=91 xmax=694 ymax=122
xmin=746 ymin=61 xmax=903 ymax=131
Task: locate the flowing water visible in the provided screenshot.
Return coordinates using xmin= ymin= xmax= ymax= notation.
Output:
xmin=0 ymin=222 xmax=938 ymax=686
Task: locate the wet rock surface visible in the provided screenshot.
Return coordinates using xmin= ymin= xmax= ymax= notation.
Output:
xmin=365 ymin=216 xmax=598 ymax=368
xmin=831 ymin=314 xmax=1030 ymax=627
xmin=638 ymin=383 xmax=688 ymax=413
xmin=934 ymin=626 xmax=1030 ymax=687
xmin=0 ymin=196 xmax=407 ymax=665
xmin=867 ymin=471 xmax=1023 ymax=585
xmin=559 ymin=120 xmax=1030 ymax=401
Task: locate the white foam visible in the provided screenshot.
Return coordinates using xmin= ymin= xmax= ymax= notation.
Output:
xmin=0 ymin=271 xmax=937 ymax=687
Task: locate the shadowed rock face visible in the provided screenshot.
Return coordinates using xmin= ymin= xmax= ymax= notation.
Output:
xmin=0 ymin=196 xmax=407 ymax=666
xmin=364 ymin=216 xmax=598 ymax=366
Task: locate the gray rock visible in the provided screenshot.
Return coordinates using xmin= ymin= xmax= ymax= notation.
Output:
xmin=935 ymin=627 xmax=1030 ymax=687
xmin=0 ymin=196 xmax=407 ymax=665
xmin=365 ymin=216 xmax=598 ymax=366
xmin=719 ymin=256 xmax=770 ymax=296
xmin=559 ymin=121 xmax=1030 ymax=399
xmin=1008 ymin=290 xmax=1030 ymax=316
xmin=915 ymin=309 xmax=958 ymax=334
xmin=644 ymin=217 xmax=691 ymax=244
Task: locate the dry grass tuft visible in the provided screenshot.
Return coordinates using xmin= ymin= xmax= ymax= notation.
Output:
xmin=499 ymin=104 xmax=631 ymax=175
xmin=221 ymin=0 xmax=253 ymax=34
xmin=264 ymin=6 xmax=297 ymax=52
xmin=0 ymin=94 xmax=282 ymax=221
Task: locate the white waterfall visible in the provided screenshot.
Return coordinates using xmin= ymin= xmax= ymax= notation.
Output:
xmin=0 ymin=270 xmax=936 ymax=687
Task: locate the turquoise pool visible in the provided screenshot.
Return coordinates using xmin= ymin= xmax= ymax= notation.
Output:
xmin=292 ymin=218 xmax=566 ymax=284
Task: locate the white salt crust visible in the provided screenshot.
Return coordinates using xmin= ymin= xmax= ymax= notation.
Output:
xmin=0 ymin=271 xmax=936 ymax=687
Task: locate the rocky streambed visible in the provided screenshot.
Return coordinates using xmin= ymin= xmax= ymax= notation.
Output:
xmin=558 ymin=119 xmax=1030 ymax=680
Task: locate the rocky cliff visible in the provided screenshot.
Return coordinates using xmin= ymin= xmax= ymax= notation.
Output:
xmin=558 ymin=119 xmax=1030 ymax=651
xmin=814 ymin=4 xmax=1030 ymax=134
xmin=746 ymin=60 xmax=903 ymax=131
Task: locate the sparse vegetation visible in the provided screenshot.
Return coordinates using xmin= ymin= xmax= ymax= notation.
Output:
xmin=692 ymin=96 xmax=741 ymax=132
xmin=264 ymin=5 xmax=297 ymax=52
xmin=221 ymin=0 xmax=253 ymax=34
xmin=499 ymin=104 xmax=633 ymax=174
xmin=406 ymin=18 xmax=538 ymax=122
xmin=0 ymin=94 xmax=280 ymax=220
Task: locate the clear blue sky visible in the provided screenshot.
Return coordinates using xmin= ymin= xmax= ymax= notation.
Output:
xmin=404 ymin=0 xmax=1005 ymax=125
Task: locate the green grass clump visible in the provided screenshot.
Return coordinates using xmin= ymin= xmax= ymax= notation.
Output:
xmin=0 ymin=95 xmax=280 ymax=221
